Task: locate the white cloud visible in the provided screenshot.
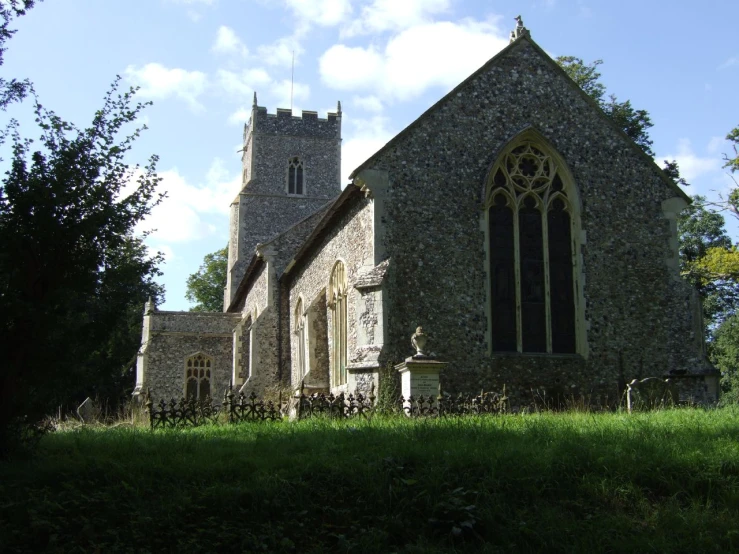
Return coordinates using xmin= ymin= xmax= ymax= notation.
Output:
xmin=212 ymin=26 xmax=248 ymax=57
xmin=124 ymin=63 xmax=208 ymax=111
xmin=270 ymin=79 xmax=311 ymax=111
xmin=282 ymin=0 xmax=352 ymax=28
xmin=719 ymin=57 xmax=738 ymax=70
xmin=216 ymin=68 xmax=309 ymax=111
xmin=342 ymin=0 xmax=452 ymax=36
xmin=341 ymin=115 xmax=396 ymax=182
xmin=228 ymin=106 xmax=251 ymax=126
xmin=660 ymin=138 xmax=721 ymax=182
xmin=320 ymin=18 xmax=508 ymax=101
xmin=216 ymin=68 xmax=272 ymax=99
xmin=257 ymin=35 xmax=304 ymax=67
xmin=138 ymin=160 xmax=240 ymax=243
xmin=353 ymin=95 xmax=383 ymax=113
xmin=707 ymin=136 xmax=725 ymax=155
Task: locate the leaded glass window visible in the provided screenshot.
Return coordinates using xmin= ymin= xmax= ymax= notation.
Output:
xmin=329 ymin=261 xmax=347 ymax=386
xmin=288 ymin=157 xmax=304 ymax=195
xmin=185 ymin=353 xmax=212 ymax=401
xmin=486 ymin=141 xmax=577 ymax=354
xmin=295 ymin=298 xmax=307 ymax=377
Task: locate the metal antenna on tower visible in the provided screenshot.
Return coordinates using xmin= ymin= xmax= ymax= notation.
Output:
xmin=290 ymin=50 xmax=295 ymax=111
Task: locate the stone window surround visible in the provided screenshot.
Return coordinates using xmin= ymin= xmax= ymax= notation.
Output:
xmin=329 ymin=259 xmax=348 ymax=387
xmin=482 ymin=129 xmax=588 ymax=358
xmin=294 ymin=296 xmax=308 ymax=378
xmin=184 ymin=352 xmax=213 ymax=400
xmin=286 ymin=156 xmax=306 ymax=196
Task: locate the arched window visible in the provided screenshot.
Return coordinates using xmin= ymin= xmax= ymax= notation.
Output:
xmin=486 ymin=139 xmax=578 ymax=354
xmin=295 ymin=297 xmax=307 ymax=377
xmin=185 ymin=353 xmax=212 ymax=401
xmin=287 ymin=157 xmax=304 ymax=195
xmin=329 ymin=261 xmax=348 ymax=386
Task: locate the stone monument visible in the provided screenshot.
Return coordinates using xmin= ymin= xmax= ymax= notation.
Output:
xmin=395 ymin=327 xmax=448 ymax=410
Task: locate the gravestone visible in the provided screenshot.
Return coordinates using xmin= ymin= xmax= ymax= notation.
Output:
xmin=627 ymin=378 xmax=677 ymax=412
xmin=77 ymin=397 xmax=99 ymax=423
xmin=395 ymin=326 xmax=448 ymax=411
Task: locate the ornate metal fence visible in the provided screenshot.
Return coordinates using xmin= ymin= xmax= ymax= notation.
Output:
xmin=399 ymin=391 xmax=508 ymax=417
xmin=224 ymin=388 xmax=282 ymax=423
xmin=296 ymin=390 xmax=376 ymax=419
xmin=145 ymin=395 xmax=221 ymax=429
xmin=144 ymin=385 xmax=508 ymax=428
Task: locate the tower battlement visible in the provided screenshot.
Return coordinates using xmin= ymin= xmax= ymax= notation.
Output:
xmin=244 ymin=104 xmax=342 ymax=141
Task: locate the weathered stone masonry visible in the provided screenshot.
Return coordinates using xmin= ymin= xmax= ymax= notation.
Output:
xmin=137 ymin=26 xmax=718 ymax=406
xmin=135 ymin=301 xmax=241 ymax=400
xmin=350 ymin=35 xmax=716 ymax=404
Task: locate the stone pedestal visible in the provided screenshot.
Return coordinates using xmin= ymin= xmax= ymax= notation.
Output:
xmin=395 ymin=356 xmax=447 ymax=410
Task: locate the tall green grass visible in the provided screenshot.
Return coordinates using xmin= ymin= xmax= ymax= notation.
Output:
xmin=2 ymin=408 xmax=739 ymax=553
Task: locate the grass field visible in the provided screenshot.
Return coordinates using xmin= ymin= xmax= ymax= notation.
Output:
xmin=2 ymin=408 xmax=739 ymax=553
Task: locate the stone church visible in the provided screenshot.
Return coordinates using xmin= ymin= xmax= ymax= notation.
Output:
xmin=134 ymin=22 xmax=719 ymax=406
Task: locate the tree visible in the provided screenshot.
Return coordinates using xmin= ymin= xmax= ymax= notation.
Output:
xmin=0 ymin=1 xmax=38 ymax=109
xmin=556 ymin=56 xmax=655 ymax=156
xmin=0 ymin=80 xmax=164 ymax=453
xmin=710 ymin=314 xmax=739 ymax=402
xmin=724 ymin=126 xmax=739 ymax=173
xmin=186 ymin=246 xmax=228 ymax=312
xmin=677 ymin=195 xmax=739 ymax=329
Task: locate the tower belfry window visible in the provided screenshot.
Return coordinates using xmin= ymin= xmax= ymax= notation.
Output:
xmin=288 ymin=157 xmax=304 ymax=195
xmin=485 ymin=140 xmax=578 ymax=355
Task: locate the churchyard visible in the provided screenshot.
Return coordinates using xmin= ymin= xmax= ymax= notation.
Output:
xmin=2 ymin=407 xmax=739 ymax=553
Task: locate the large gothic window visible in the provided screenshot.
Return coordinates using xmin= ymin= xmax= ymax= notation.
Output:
xmin=185 ymin=353 xmax=212 ymax=401
xmin=329 ymin=261 xmax=347 ymax=386
xmin=486 ymin=140 xmax=577 ymax=354
xmin=287 ymin=157 xmax=304 ymax=195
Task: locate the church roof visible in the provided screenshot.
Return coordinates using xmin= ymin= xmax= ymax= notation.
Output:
xmin=349 ymin=33 xmax=689 ymax=203
xmin=282 ymin=183 xmax=363 ymax=278
xmin=226 ymin=199 xmax=334 ymax=312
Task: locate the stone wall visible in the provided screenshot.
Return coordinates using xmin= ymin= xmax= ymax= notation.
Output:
xmin=229 ymin=207 xmax=332 ymax=394
xmin=354 ymin=36 xmax=715 ymax=404
xmin=136 ymin=309 xmax=241 ymax=402
xmin=225 ymin=106 xmax=342 ymax=308
xmin=287 ymin=192 xmax=380 ymax=395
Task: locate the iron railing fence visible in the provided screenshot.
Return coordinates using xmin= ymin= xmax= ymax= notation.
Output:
xmin=144 ymin=384 xmax=508 ymax=429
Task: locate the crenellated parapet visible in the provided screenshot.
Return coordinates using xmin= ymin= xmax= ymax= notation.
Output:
xmin=246 ymin=105 xmax=342 ymax=140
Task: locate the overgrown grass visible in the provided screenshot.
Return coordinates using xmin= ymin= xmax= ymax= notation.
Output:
xmin=3 ymin=408 xmax=739 ymax=553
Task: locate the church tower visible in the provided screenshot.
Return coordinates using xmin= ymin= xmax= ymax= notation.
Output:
xmin=225 ymin=95 xmax=342 ymax=309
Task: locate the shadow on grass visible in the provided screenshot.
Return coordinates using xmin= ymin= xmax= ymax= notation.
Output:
xmin=2 ymin=408 xmax=739 ymax=553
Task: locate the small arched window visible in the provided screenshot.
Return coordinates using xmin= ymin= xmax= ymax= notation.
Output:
xmin=486 ymin=139 xmax=578 ymax=354
xmin=185 ymin=353 xmax=212 ymax=401
xmin=295 ymin=297 xmax=307 ymax=377
xmin=329 ymin=261 xmax=348 ymax=387
xmin=288 ymin=157 xmax=304 ymax=195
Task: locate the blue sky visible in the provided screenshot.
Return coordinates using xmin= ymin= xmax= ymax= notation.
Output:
xmin=3 ymin=0 xmax=738 ymax=310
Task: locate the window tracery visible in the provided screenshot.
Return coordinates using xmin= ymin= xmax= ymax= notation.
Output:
xmin=185 ymin=353 xmax=212 ymax=401
xmin=329 ymin=261 xmax=347 ymax=386
xmin=287 ymin=157 xmax=304 ymax=195
xmin=295 ymin=297 xmax=307 ymax=377
xmin=486 ymin=140 xmax=577 ymax=354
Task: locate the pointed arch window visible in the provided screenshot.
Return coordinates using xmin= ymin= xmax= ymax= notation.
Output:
xmin=486 ymin=140 xmax=578 ymax=354
xmin=288 ymin=157 xmax=304 ymax=195
xmin=329 ymin=261 xmax=348 ymax=386
xmin=295 ymin=297 xmax=307 ymax=377
xmin=185 ymin=353 xmax=212 ymax=401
